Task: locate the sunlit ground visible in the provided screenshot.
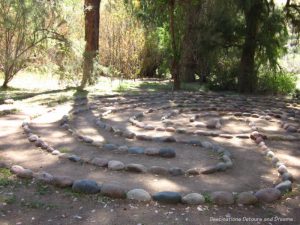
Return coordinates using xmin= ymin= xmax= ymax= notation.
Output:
xmin=0 ymin=71 xmax=210 ymax=105
xmin=0 ymin=66 xmax=299 ymax=106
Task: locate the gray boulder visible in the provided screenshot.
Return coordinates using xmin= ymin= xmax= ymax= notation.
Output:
xmin=72 ymin=179 xmax=101 ymax=194
xmin=255 ymin=188 xmax=281 ymax=203
xmin=152 ymin=192 xmax=182 ymax=204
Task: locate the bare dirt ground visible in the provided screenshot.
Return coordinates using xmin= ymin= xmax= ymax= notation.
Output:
xmin=1 ymin=92 xmax=300 ymax=225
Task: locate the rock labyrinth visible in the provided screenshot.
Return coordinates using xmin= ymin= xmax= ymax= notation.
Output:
xmin=10 ymin=92 xmax=299 ymax=206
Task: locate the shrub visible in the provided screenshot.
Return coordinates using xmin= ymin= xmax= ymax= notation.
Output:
xmin=257 ymin=69 xmax=296 ymax=94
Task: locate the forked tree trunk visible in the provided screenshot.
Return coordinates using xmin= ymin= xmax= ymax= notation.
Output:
xmin=80 ymin=0 xmax=101 ymax=89
xmin=169 ymin=0 xmax=180 ymax=90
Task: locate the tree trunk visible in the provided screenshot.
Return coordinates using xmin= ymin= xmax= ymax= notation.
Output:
xmin=80 ymin=0 xmax=101 ymax=89
xmin=169 ymin=0 xmax=180 ymax=90
xmin=179 ymin=30 xmax=196 ymax=82
xmin=2 ymin=78 xmax=9 ymax=88
xmin=238 ymin=1 xmax=263 ymax=93
xmin=199 ymin=59 xmax=209 ymax=83
xmin=2 ymin=71 xmax=11 ymax=88
xmin=179 ymin=2 xmax=201 ymax=83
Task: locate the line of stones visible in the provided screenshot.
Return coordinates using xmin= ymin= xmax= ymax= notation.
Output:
xmin=279 ymin=120 xmax=300 ymax=133
xmin=133 ymin=105 xmax=300 ymax=141
xmin=5 ymin=158 xmax=290 ymax=206
xmin=64 ymin=97 xmax=238 ymax=174
xmin=60 ymin=115 xmax=232 ymax=175
xmin=93 ymin=92 xmax=299 ymax=127
xmin=127 ymin=107 xmax=251 ymax=139
xmin=128 ymin=101 xmax=298 ymax=139
xmin=97 ymin=103 xmax=246 ymax=146
xmin=72 ymin=94 xmax=181 ymax=116
xmin=104 ymin=91 xmax=298 ymax=110
xmin=244 ymin=118 xmax=294 ymax=202
xmin=89 ymin=94 xmax=300 ymax=140
xmin=22 ymin=119 xmax=178 ymax=176
xmin=10 ymin=106 xmax=292 ymax=205
xmin=93 ymin=101 xmax=296 ymax=203
xmin=13 ymin=119 xmax=246 ymax=205
xmin=21 ymin=109 xmax=230 ymax=178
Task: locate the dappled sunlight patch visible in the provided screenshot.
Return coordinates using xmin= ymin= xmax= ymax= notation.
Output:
xmin=144 ymin=177 xmax=188 ymax=193
xmin=4 ymin=149 xmax=59 ymax=170
xmin=32 ymin=105 xmax=72 ymax=124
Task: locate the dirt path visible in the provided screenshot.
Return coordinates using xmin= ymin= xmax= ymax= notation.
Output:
xmin=0 ymin=96 xmax=300 ymax=225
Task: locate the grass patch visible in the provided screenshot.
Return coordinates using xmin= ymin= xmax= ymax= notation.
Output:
xmin=0 ymin=194 xmax=17 ymax=205
xmin=5 ymin=195 xmax=17 ymax=204
xmin=96 ymin=194 xmax=112 ymax=204
xmin=283 ymin=184 xmax=300 ymax=198
xmin=40 ymin=95 xmax=72 ymax=107
xmin=1 ymin=72 xmax=211 ymax=106
xmin=20 ymin=199 xmax=58 ymax=209
xmin=137 ymin=81 xmax=172 ymax=92
xmin=0 ymin=86 xmax=32 ymax=103
xmin=59 ymin=147 xmax=71 ymax=153
xmin=63 ymin=187 xmax=85 ymax=198
xmin=115 ymin=83 xmax=133 ymax=92
xmin=0 ymin=168 xmax=14 ymax=187
xmin=21 ymin=200 xmax=45 ymax=209
xmin=35 ymin=183 xmax=52 ymax=195
xmin=0 ymin=108 xmax=20 ymax=117
xmin=203 ymin=192 xmax=212 ymax=204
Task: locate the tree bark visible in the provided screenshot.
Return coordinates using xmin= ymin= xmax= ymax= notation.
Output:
xmin=80 ymin=0 xmax=101 ymax=89
xmin=238 ymin=1 xmax=263 ymax=93
xmin=169 ymin=0 xmax=180 ymax=90
xmin=2 ymin=76 xmax=9 ymax=88
xmin=179 ymin=2 xmax=200 ymax=83
xmin=2 ymin=69 xmax=12 ymax=88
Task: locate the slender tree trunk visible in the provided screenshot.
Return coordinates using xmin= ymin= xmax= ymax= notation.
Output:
xmin=238 ymin=1 xmax=263 ymax=93
xmin=80 ymin=0 xmax=101 ymax=89
xmin=169 ymin=0 xmax=180 ymax=90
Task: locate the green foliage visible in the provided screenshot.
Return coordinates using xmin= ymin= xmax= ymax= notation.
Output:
xmin=0 ymin=0 xmax=298 ymax=93
xmin=35 ymin=183 xmax=52 ymax=196
xmin=207 ymin=48 xmax=240 ymax=91
xmin=20 ymin=200 xmax=57 ymax=209
xmin=0 ymin=168 xmax=13 ymax=186
xmin=203 ymin=192 xmax=212 ymax=204
xmin=0 ymin=108 xmax=19 ymax=117
xmin=257 ymin=68 xmax=296 ymax=94
xmin=99 ymin=0 xmax=146 ymax=79
xmin=256 ymin=9 xmax=289 ymax=70
xmin=0 ymin=0 xmax=66 ymax=87
xmin=59 ymin=147 xmax=71 ymax=153
xmin=4 ymin=194 xmax=17 ymax=204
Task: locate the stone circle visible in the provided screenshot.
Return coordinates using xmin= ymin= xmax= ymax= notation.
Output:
xmin=15 ymin=92 xmax=299 ymax=207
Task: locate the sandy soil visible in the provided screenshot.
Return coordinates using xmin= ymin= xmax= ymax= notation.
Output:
xmin=0 ymin=92 xmax=300 ymax=225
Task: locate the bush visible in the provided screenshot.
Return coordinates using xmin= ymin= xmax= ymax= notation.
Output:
xmin=207 ymin=62 xmax=239 ymax=91
xmin=257 ymin=69 xmax=296 ymax=94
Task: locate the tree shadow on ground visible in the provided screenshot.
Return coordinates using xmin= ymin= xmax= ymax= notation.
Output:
xmin=0 ymin=86 xmax=79 ymax=104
